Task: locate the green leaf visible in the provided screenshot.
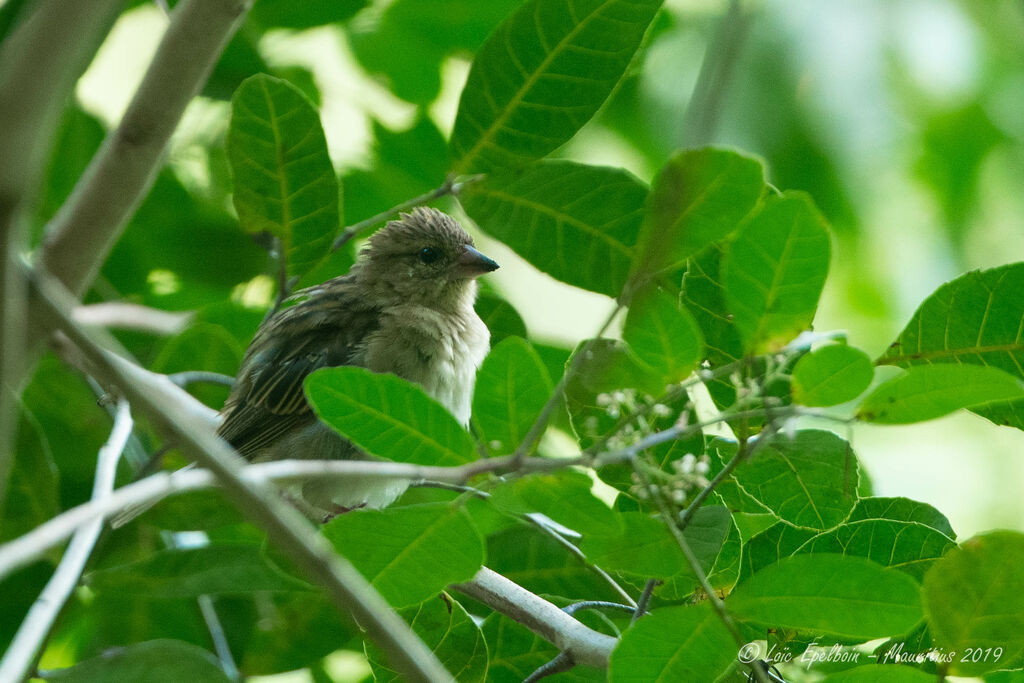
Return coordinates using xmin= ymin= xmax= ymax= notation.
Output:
xmin=738 ymin=522 xmax=816 ymax=585
xmin=305 ymin=366 xmax=477 ymax=465
xmin=609 ymin=604 xmax=736 ymax=683
xmin=723 ymin=192 xmax=831 ymax=352
xmin=44 ymin=640 xmax=231 ymax=683
xmin=623 ymin=287 xmax=703 ymax=383
xmin=792 ymin=344 xmax=874 ymax=407
xmin=879 ymin=262 xmax=1024 ymax=429
xmin=367 ymin=596 xmax=488 ymax=682
xmin=655 ymin=506 xmax=737 ymax=598
xmin=322 ymin=502 xmax=484 ymax=608
xmin=820 ymin=665 xmax=936 ymax=682
xmin=798 ymin=520 xmax=956 ymax=581
xmin=848 ymin=497 xmax=955 ymax=539
xmin=482 ymin=611 xmax=602 ymax=682
xmin=681 ymin=243 xmax=744 ymax=408
xmin=732 ymin=430 xmax=859 ymax=530
xmin=490 ymin=470 xmax=620 ymax=536
xmin=565 ymin=339 xmax=664 ymax=449
xmin=461 ymin=160 xmax=647 ymax=296
xmin=228 ymin=74 xmax=339 ymax=281
xmin=475 ymin=291 xmax=528 ymax=345
xmin=582 ymin=508 xmax=728 ymax=580
xmin=728 ymin=554 xmax=924 ymax=640
xmin=472 ymin=337 xmax=553 ymax=456
xmin=857 ymin=364 xmax=1024 ymax=424
xmin=85 ymin=545 xmax=310 ymax=598
xmin=449 ymin=0 xmax=662 ymax=173
xmin=923 ymin=531 xmax=1024 ymax=675
xmin=634 ymin=148 xmax=765 ymax=278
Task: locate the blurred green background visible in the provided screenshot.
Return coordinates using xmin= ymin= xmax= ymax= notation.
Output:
xmin=11 ymin=1 xmax=1024 ymax=677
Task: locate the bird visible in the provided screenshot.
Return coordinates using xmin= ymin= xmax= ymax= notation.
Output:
xmin=216 ymin=206 xmax=499 ymax=516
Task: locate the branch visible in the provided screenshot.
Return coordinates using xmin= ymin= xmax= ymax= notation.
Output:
xmin=73 ymin=302 xmax=193 ymax=336
xmin=24 ymin=264 xmax=454 ymax=683
xmin=331 ymin=175 xmax=482 ymax=252
xmin=453 ymin=567 xmax=617 ymax=669
xmin=39 ymin=0 xmax=252 ymax=299
xmin=0 ymin=0 xmax=123 ymax=527
xmin=681 ymin=0 xmax=750 ymax=147
xmin=0 ymin=399 xmax=132 ymax=683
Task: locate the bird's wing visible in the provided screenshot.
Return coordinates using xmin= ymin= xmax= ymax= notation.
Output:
xmin=217 ymin=279 xmax=379 ymax=459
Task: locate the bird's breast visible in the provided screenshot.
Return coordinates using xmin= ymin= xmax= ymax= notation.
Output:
xmin=363 ymin=305 xmax=490 ymax=426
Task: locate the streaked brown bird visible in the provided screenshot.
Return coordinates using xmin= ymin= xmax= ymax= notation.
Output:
xmin=217 ymin=206 xmax=499 ymax=514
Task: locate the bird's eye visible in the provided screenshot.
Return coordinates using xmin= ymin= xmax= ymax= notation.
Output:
xmin=418 ymin=247 xmax=441 ymax=264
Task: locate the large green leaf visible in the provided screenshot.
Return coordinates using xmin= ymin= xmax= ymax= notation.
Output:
xmin=821 ymin=665 xmax=935 ymax=682
xmin=738 ymin=522 xmax=816 ymax=585
xmin=797 ymin=520 xmax=956 ymax=581
xmin=461 ymin=160 xmax=647 ymax=296
xmin=723 ymin=192 xmax=831 ymax=352
xmin=486 ymin=526 xmax=623 ymax=602
xmin=792 ymin=344 xmax=874 ymax=407
xmin=857 ymin=364 xmax=1024 ymax=424
xmin=44 ymin=640 xmax=231 ymax=683
xmin=475 ymin=291 xmax=528 ymax=345
xmin=367 ymin=596 xmax=488 ymax=682
xmin=490 ymin=469 xmax=620 ymax=536
xmin=322 ymin=503 xmax=484 ymax=607
xmin=581 ymin=507 xmax=729 ymax=581
xmin=609 ymin=603 xmax=736 ymax=683
xmin=728 ymin=554 xmax=923 ymax=640
xmin=623 ymin=287 xmax=703 ymax=383
xmin=848 ymin=497 xmax=955 ymax=539
xmin=0 ymin=408 xmax=59 ymax=544
xmin=879 ymin=263 xmax=1024 ymax=430
xmin=731 ymin=430 xmax=859 ymax=530
xmin=472 ymin=336 xmax=553 ymax=456
xmin=923 ymin=531 xmax=1024 ymax=675
xmin=85 ymin=545 xmax=310 ymax=598
xmin=305 ymin=366 xmax=477 ymax=465
xmin=228 ymin=74 xmax=340 ymax=280
xmin=449 ymin=0 xmax=662 ymax=173
xmin=634 ymin=148 xmax=765 ymax=279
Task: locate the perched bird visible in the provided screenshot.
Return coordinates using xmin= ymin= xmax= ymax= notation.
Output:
xmin=217 ymin=207 xmax=499 ymax=515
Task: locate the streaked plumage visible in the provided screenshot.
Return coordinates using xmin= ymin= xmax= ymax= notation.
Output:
xmin=218 ymin=207 xmax=498 ymax=512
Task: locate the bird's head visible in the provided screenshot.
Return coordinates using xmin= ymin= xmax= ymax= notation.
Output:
xmin=356 ymin=207 xmax=499 ymax=309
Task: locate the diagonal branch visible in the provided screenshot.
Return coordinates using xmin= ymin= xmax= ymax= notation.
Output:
xmin=24 ymin=263 xmax=454 ymax=683
xmin=40 ymin=0 xmax=252 ymax=299
xmin=0 ymin=0 xmax=124 ymax=528
xmin=0 ymin=399 xmax=132 ymax=683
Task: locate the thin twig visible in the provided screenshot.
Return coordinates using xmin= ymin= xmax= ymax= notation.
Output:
xmin=331 ymin=175 xmax=480 ymax=252
xmin=0 ymin=400 xmax=132 ymax=683
xmin=634 ymin=461 xmax=772 ymax=683
xmin=25 ymin=264 xmax=454 ymax=683
xmin=167 ymin=371 xmax=236 ymax=388
xmin=198 ymin=595 xmax=241 ymax=681
xmin=632 ymin=579 xmax=658 ymax=624
xmin=677 ymin=422 xmax=778 ymax=531
xmin=524 ymin=652 xmax=575 ymax=682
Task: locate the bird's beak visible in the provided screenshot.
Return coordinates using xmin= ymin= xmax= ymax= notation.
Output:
xmin=456 ymin=245 xmax=500 ymax=278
